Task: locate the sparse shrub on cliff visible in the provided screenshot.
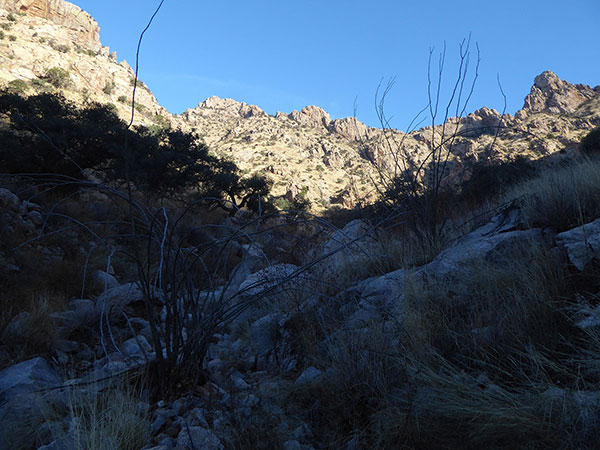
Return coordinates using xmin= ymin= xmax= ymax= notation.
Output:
xmin=52 ymin=42 xmax=70 ymax=53
xmin=8 ymin=34 xmax=16 ymax=42
xmin=28 ymin=77 xmax=50 ymax=91
xmin=6 ymin=13 xmax=16 ymax=22
xmin=134 ymin=102 xmax=147 ymax=113
xmin=0 ymin=30 xmax=4 ymax=40
xmin=152 ymin=112 xmax=170 ymax=129
xmin=117 ymin=95 xmax=128 ymax=103
xmin=102 ymin=80 xmax=115 ymax=95
xmin=42 ymin=67 xmax=71 ymax=88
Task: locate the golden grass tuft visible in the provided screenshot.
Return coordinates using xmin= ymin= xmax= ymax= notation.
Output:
xmin=506 ymin=156 xmax=600 ymax=230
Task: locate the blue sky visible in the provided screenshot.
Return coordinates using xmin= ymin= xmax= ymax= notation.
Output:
xmin=75 ymin=0 xmax=599 ymax=128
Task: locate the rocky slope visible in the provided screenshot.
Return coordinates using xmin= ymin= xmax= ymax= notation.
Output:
xmin=174 ymin=71 xmax=600 ymax=209
xmin=1 ymin=0 xmax=599 ymax=211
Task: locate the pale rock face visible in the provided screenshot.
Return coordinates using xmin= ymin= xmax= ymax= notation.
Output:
xmin=521 ymin=70 xmax=597 ymax=114
xmin=288 ymin=105 xmax=331 ymax=130
xmin=0 ymin=0 xmax=101 ymax=49
xmin=460 ymin=107 xmax=509 ymax=133
xmin=329 ymin=117 xmax=369 ymax=141
xmin=556 ymin=218 xmax=600 ymax=271
xmin=192 ymin=96 xmax=265 ymax=118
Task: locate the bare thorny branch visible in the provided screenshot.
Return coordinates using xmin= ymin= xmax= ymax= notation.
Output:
xmin=364 ymin=36 xmax=516 ymax=246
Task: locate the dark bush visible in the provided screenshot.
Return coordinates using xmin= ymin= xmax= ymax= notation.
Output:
xmin=460 ymin=156 xmax=536 ymax=204
xmin=579 ymin=126 xmax=600 ymax=155
xmin=0 ymin=91 xmax=270 ymax=209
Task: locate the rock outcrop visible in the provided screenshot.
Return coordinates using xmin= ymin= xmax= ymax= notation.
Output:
xmin=191 ymin=96 xmax=266 ymax=119
xmin=288 ymin=105 xmax=331 ymax=131
xmin=522 ymin=70 xmax=598 ymax=115
xmin=329 ymin=117 xmax=369 ymax=141
xmin=0 ymin=0 xmax=100 ymax=49
xmin=0 ymin=1 xmax=170 ymax=127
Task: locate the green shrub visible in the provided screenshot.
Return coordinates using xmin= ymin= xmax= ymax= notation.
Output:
xmin=28 ymin=78 xmax=50 ymax=91
xmin=6 ymin=13 xmax=16 ymax=22
xmin=41 ymin=67 xmax=71 ymax=88
xmin=273 ymin=197 xmax=293 ymax=210
xmin=579 ymin=126 xmax=600 ymax=155
xmin=6 ymin=79 xmax=28 ymax=94
xmin=0 ymin=30 xmax=4 ymax=40
xmin=102 ymin=80 xmax=115 ymax=95
xmin=152 ymin=113 xmax=170 ymax=129
xmin=117 ymin=95 xmax=128 ymax=103
xmin=104 ymin=102 xmax=118 ymax=114
xmin=8 ymin=34 xmax=16 ymax=41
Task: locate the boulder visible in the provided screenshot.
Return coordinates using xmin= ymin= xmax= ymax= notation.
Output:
xmin=121 ymin=335 xmax=152 ymax=358
xmin=250 ymin=313 xmax=281 ymax=356
xmin=295 ymin=366 xmax=324 ymax=386
xmin=316 ymin=219 xmax=379 ymax=279
xmin=238 ymin=263 xmax=299 ymax=298
xmin=422 ymin=227 xmax=546 ymax=281
xmin=89 ymin=269 xmax=119 ymax=292
xmin=344 ymin=268 xmax=406 ymax=327
xmin=0 ymin=358 xmax=65 ymax=448
xmin=0 ymin=188 xmax=20 ymax=211
xmin=94 ymin=282 xmax=147 ymax=322
xmin=556 ymin=218 xmax=600 ymax=271
xmin=227 ymin=242 xmax=268 ymax=294
xmin=176 ymin=426 xmax=224 ymax=450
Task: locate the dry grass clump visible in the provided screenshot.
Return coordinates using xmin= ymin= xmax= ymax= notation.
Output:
xmin=403 ymin=243 xmax=569 ymax=367
xmin=222 ymin=403 xmax=287 ymax=450
xmin=506 ymin=157 xmax=600 ymax=230
xmin=60 ymin=382 xmax=150 ymax=450
xmin=286 ymin=241 xmax=600 ymax=448
xmin=0 ymin=296 xmax=60 ymax=369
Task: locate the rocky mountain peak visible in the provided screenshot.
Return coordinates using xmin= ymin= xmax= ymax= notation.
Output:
xmin=190 ymin=96 xmax=265 ymax=119
xmin=0 ymin=0 xmax=100 ymax=49
xmin=288 ymin=105 xmax=331 ymax=130
xmin=329 ymin=117 xmax=369 ymax=141
xmin=521 ymin=70 xmax=597 ymax=115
